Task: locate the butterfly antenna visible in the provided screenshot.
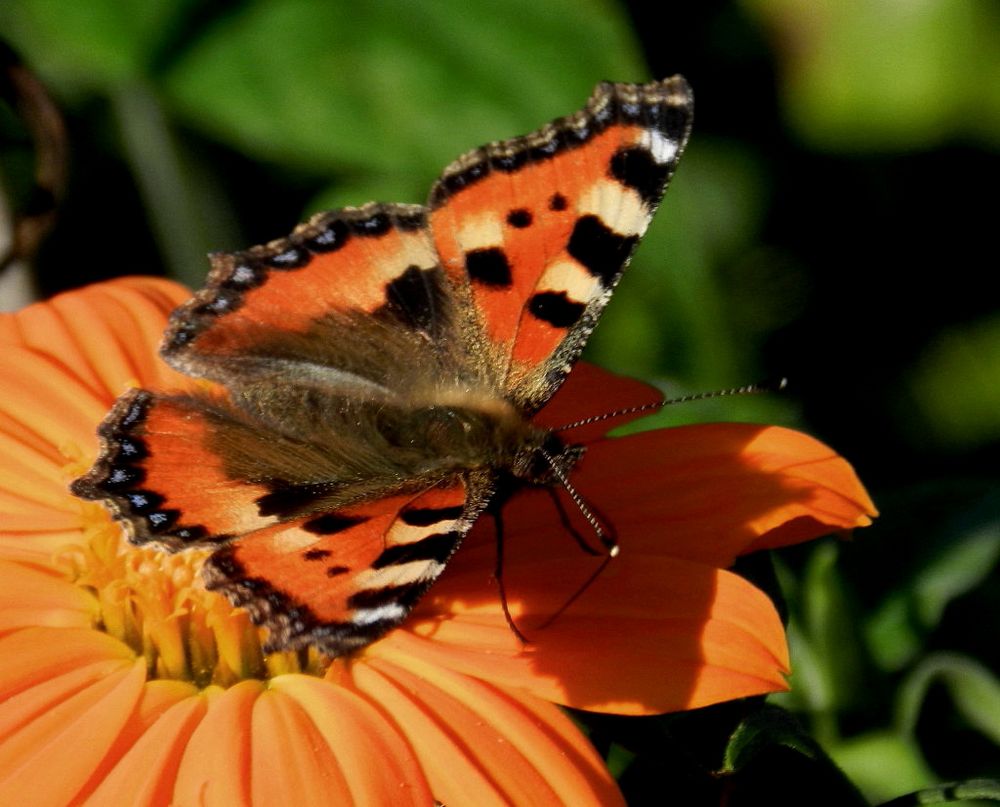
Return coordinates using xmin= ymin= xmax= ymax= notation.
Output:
xmin=538 ymin=447 xmax=619 ymax=557
xmin=555 ymin=377 xmax=788 ymax=433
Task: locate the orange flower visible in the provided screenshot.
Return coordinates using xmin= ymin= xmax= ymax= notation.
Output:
xmin=0 ymin=278 xmax=875 ymax=805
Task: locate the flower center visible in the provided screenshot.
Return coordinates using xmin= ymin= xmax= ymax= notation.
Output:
xmin=59 ymin=504 xmax=328 ymax=687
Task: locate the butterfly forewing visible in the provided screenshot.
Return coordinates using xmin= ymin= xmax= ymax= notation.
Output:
xmin=429 ymin=77 xmax=693 ymax=410
xmin=160 ymin=203 xmax=459 ymax=393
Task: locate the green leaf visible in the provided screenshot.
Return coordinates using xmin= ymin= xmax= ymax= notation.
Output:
xmin=723 ymin=703 xmax=826 ymax=771
xmin=0 ymin=0 xmax=194 ymax=92
xmin=907 ymin=315 xmax=1000 ymax=449
xmin=772 ymin=541 xmax=881 ymax=723
xmin=163 ymin=0 xmax=645 ymax=183
xmin=876 ymin=779 xmax=1000 ymax=807
xmin=744 ymin=0 xmax=1000 ymax=151
xmin=865 ymin=492 xmax=1000 ymax=671
xmin=722 ymin=704 xmax=868 ymax=805
xmin=896 ymin=653 xmax=1000 ymax=748
xmin=829 ymin=730 xmax=936 ymax=805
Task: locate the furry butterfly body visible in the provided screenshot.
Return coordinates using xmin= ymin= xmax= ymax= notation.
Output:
xmin=73 ymin=77 xmax=694 ymax=655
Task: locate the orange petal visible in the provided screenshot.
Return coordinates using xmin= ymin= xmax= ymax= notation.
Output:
xmin=533 ymin=361 xmax=663 ymax=441
xmin=0 ymin=528 xmax=86 ymax=565
xmin=472 ymin=423 xmax=875 ymax=572
xmin=352 ymin=657 xmax=624 ymax=806
xmin=0 ymin=426 xmax=78 ymax=518
xmin=250 ymin=688 xmax=354 ymax=803
xmin=0 ymin=346 xmax=112 ymax=465
xmin=272 ymin=674 xmax=433 ymax=805
xmin=0 ymin=280 xmax=192 ymax=499
xmin=0 ymin=657 xmax=136 ymax=743
xmin=174 ymin=681 xmax=263 ymax=807
xmin=82 ymin=689 xmax=206 ymax=807
xmin=0 ymin=659 xmax=145 ymax=805
xmin=1 ymin=277 xmax=189 ymax=394
xmin=0 ymin=627 xmax=133 ymax=702
xmin=0 ymin=560 xmax=98 ymax=631
xmin=401 ymin=554 xmax=789 ymax=714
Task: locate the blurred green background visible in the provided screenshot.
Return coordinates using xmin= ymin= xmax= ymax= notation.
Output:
xmin=1 ymin=1 xmax=998 ymax=803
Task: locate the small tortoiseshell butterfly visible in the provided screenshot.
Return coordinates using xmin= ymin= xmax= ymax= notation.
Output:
xmin=72 ymin=77 xmax=693 ymax=655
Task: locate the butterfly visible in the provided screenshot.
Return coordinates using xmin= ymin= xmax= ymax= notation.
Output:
xmin=72 ymin=77 xmax=693 ymax=656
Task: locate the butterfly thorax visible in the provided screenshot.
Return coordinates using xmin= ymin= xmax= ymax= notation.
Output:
xmin=379 ymin=389 xmax=581 ymax=485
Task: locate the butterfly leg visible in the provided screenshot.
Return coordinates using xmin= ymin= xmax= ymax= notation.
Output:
xmin=543 ymin=486 xmax=604 ymax=556
xmin=487 ymin=504 xmax=530 ymax=646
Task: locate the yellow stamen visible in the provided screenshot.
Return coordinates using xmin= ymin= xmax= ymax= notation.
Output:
xmin=57 ymin=503 xmax=328 ymax=687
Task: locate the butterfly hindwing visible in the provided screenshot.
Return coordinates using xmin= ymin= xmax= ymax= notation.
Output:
xmin=203 ymin=476 xmax=491 ymax=653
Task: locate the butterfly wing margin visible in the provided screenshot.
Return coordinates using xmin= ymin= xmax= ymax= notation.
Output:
xmin=428 ymin=77 xmax=693 ymax=411
xmin=71 ymin=389 xmax=282 ymax=545
xmin=203 ymin=474 xmax=494 ymax=655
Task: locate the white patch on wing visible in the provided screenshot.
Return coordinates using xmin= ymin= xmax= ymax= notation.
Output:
xmin=270 ymin=529 xmax=324 ymax=553
xmin=639 ymin=130 xmax=679 ymax=164
xmin=377 ymin=232 xmax=438 ymax=282
xmin=456 ymin=214 xmax=504 ymax=252
xmin=577 ymin=179 xmax=650 ymax=237
xmin=350 ymin=603 xmax=408 ymax=625
xmin=537 ymin=259 xmax=598 ymax=303
xmin=355 ymin=560 xmax=441 ymax=590
xmin=386 ymin=520 xmax=460 ymax=546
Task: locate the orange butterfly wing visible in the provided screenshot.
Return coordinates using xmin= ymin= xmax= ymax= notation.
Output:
xmin=430 ymin=78 xmax=692 ymax=408
xmin=204 ymin=479 xmax=486 ymax=653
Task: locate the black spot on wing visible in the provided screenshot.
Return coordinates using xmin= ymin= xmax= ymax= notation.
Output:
xmin=549 ymin=193 xmax=568 ymax=211
xmin=506 ymin=209 xmax=533 ymax=228
xmin=491 ymin=149 xmax=528 ymax=173
xmin=609 ymin=146 xmax=670 ymax=206
xmin=122 ymin=489 xmax=161 ymax=513
xmin=374 ymin=265 xmax=448 ymax=336
xmin=71 ymin=391 xmax=215 ymax=546
xmin=400 ymin=504 xmax=465 ymax=527
xmin=371 ymin=531 xmax=460 ymax=569
xmin=303 ymin=548 xmax=331 ymax=560
xmin=172 ymin=526 xmax=211 ymax=540
xmin=465 ymin=247 xmax=513 ymax=288
xmin=566 ymin=215 xmax=638 ymax=286
xmin=394 ymin=209 xmax=428 ymax=231
xmin=256 ymin=482 xmax=335 ymax=519
xmin=326 ymin=565 xmax=350 ymax=577
xmin=102 ymin=464 xmax=146 ymax=490
xmin=145 ymin=508 xmax=181 ymax=533
xmin=348 ymin=583 xmax=423 ymax=611
xmin=528 ymin=291 xmax=586 ymax=328
xmin=302 ymin=512 xmax=370 ymax=535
